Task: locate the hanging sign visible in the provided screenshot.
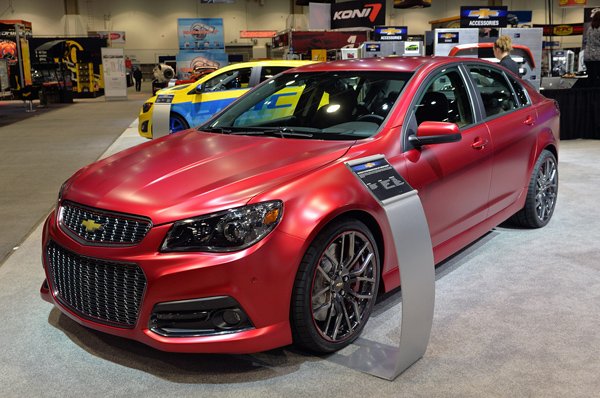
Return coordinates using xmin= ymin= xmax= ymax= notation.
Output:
xmin=460 ymin=6 xmax=508 ymax=28
xmin=331 ymin=0 xmax=386 ymax=29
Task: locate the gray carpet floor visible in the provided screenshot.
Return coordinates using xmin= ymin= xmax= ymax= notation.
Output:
xmin=0 ymin=129 xmax=598 ymax=396
xmin=0 ymin=87 xmax=148 ymax=264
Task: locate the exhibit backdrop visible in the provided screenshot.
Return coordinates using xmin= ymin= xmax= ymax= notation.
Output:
xmin=178 ymin=18 xmax=224 ymax=50
xmin=176 ymin=51 xmax=228 ymax=80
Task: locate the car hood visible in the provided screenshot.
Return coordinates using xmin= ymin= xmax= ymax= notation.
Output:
xmin=63 ymin=130 xmax=353 ymax=225
xmin=156 ymin=84 xmax=193 ymax=95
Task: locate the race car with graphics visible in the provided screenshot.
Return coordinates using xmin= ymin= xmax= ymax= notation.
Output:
xmin=138 ymin=60 xmax=315 ymax=139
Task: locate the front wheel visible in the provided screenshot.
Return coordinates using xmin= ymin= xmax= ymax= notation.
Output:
xmin=511 ymin=149 xmax=558 ymax=228
xmin=291 ymin=219 xmax=380 ymax=353
xmin=169 ymin=113 xmax=189 ymax=133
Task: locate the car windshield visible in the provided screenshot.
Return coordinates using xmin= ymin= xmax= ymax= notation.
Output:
xmin=202 ymin=71 xmax=412 ymax=140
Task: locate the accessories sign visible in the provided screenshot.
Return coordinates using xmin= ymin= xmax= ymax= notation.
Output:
xmin=460 ymin=6 xmax=508 ymax=28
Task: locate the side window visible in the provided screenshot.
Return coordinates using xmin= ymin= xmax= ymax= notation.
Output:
xmin=469 ymin=66 xmax=518 ymax=118
xmin=507 ymin=75 xmax=531 ymax=107
xmin=415 ymin=69 xmax=473 ymax=127
xmin=203 ymin=67 xmax=252 ymax=91
xmin=260 ymin=66 xmax=290 ymax=81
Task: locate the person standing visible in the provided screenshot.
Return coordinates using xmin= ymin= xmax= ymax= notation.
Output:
xmin=584 ymin=11 xmax=600 ymax=87
xmin=133 ymin=67 xmax=143 ymax=92
xmin=493 ymin=35 xmax=520 ymax=75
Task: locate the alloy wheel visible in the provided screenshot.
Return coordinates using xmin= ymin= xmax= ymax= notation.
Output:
xmin=535 ymin=156 xmax=558 ymax=223
xmin=310 ymin=230 xmax=377 ymax=342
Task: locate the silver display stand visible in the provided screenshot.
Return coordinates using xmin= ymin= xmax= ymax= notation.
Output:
xmin=331 ymin=155 xmax=435 ymax=381
xmin=151 ymin=94 xmax=174 ymax=139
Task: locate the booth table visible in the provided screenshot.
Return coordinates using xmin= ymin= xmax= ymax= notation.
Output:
xmin=542 ymin=87 xmax=600 ymax=140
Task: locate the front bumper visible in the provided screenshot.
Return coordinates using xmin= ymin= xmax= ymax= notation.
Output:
xmin=40 ymin=210 xmax=304 ymax=354
xmin=137 ymin=110 xmax=153 ymax=139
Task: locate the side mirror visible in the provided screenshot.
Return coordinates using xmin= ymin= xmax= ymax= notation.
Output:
xmin=194 ymin=83 xmax=204 ymax=93
xmin=408 ymin=121 xmax=462 ymax=147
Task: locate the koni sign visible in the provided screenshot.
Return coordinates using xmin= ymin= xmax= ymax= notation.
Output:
xmin=331 ymin=0 xmax=385 ymax=29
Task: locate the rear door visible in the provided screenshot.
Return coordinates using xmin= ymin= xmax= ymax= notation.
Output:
xmin=466 ymin=65 xmax=540 ymax=217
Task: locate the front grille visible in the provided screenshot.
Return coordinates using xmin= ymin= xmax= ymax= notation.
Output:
xmin=60 ymin=201 xmax=152 ymax=245
xmin=46 ymin=241 xmax=146 ymax=328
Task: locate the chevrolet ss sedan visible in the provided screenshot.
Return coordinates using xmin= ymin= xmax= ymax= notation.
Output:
xmin=41 ymin=57 xmax=559 ymax=354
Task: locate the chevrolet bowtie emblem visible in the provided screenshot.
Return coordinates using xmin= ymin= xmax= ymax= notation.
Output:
xmin=468 ymin=8 xmax=500 ymax=19
xmin=81 ymin=219 xmax=103 ymax=233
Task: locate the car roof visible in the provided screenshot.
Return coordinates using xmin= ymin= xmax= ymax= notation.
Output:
xmin=285 ymin=56 xmax=464 ymax=74
xmin=195 ymin=59 xmax=316 ymax=84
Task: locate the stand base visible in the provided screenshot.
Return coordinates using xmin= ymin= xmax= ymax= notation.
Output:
xmin=328 ymin=338 xmax=422 ymax=380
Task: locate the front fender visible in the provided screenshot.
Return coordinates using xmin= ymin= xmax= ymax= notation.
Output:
xmin=251 ymin=160 xmax=400 ymax=292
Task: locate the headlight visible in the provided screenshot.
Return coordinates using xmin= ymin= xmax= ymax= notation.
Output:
xmin=56 ymin=180 xmax=69 ymax=212
xmin=161 ymin=201 xmax=283 ymax=252
xmin=142 ymin=102 xmax=153 ymax=113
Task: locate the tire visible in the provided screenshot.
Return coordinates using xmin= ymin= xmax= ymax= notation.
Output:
xmin=169 ymin=113 xmax=189 ymax=133
xmin=291 ymin=219 xmax=380 ymax=353
xmin=511 ymin=149 xmax=558 ymax=228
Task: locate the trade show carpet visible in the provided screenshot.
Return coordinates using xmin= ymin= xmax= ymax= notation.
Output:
xmin=0 ymin=122 xmax=599 ymax=396
xmin=0 ymin=87 xmax=148 ymax=264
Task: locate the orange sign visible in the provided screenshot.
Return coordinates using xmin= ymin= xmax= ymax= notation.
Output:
xmin=559 ymin=0 xmax=586 ymax=6
xmin=554 ymin=25 xmax=574 ymax=35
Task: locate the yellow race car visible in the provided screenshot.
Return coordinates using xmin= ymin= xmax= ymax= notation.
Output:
xmin=138 ymin=60 xmax=314 ymax=139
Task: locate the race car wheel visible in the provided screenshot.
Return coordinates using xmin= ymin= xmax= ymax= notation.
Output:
xmin=291 ymin=219 xmax=380 ymax=353
xmin=511 ymin=149 xmax=558 ymax=228
xmin=169 ymin=114 xmax=189 ymax=133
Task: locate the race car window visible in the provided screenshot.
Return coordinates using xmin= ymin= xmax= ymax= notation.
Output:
xmin=203 ymin=67 xmax=252 ymax=91
xmin=260 ymin=66 xmax=291 ymax=81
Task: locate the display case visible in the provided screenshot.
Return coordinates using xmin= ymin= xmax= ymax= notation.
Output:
xmin=73 ymin=62 xmax=99 ymax=97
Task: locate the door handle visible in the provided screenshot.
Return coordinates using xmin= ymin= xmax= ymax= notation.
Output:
xmin=472 ymin=137 xmax=489 ymax=150
xmin=523 ymin=115 xmax=535 ymax=126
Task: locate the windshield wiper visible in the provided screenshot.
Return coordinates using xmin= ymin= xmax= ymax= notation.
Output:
xmin=199 ymin=126 xmax=232 ymax=134
xmin=229 ymin=127 xmax=318 ymax=138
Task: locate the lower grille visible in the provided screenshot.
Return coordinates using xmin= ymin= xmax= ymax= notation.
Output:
xmin=46 ymin=241 xmax=146 ymax=328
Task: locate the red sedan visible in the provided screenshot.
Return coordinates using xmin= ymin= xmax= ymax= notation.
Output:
xmin=40 ymin=57 xmax=559 ymax=354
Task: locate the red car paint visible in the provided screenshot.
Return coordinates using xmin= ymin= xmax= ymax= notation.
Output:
xmin=41 ymin=57 xmax=559 ymax=353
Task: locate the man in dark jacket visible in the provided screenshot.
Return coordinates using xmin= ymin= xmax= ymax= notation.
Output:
xmin=133 ymin=67 xmax=143 ymax=92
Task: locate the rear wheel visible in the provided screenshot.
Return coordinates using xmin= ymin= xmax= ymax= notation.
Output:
xmin=291 ymin=219 xmax=380 ymax=353
xmin=169 ymin=113 xmax=189 ymax=133
xmin=511 ymin=149 xmax=558 ymax=228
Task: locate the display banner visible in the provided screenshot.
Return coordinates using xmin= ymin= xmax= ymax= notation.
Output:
xmin=460 ymin=6 xmax=508 ymax=28
xmin=372 ymin=26 xmax=408 ymax=41
xmin=331 ymin=0 xmax=386 ymax=29
xmin=437 ymin=31 xmax=459 ymax=44
xmin=101 ymin=47 xmax=127 ymax=100
xmin=178 ymin=18 xmax=224 ymax=50
xmin=291 ymin=31 xmax=368 ymax=53
xmin=533 ymin=23 xmax=584 ymax=36
xmin=560 ymin=0 xmax=587 ymax=6
xmin=176 ymin=51 xmax=228 ymax=80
